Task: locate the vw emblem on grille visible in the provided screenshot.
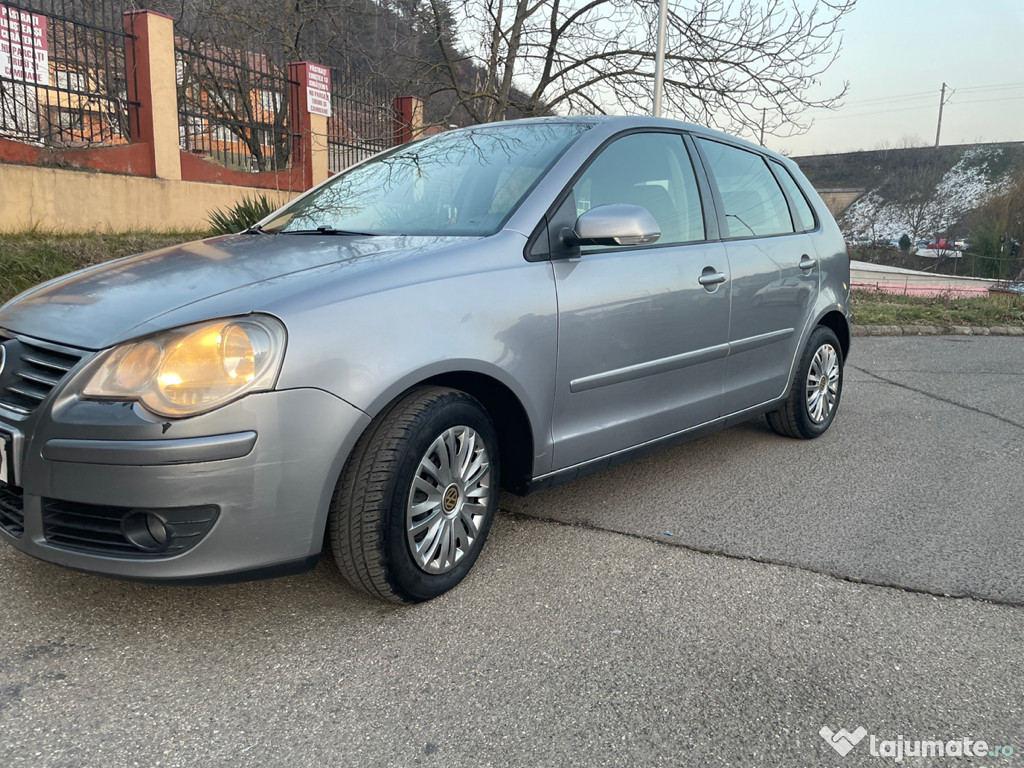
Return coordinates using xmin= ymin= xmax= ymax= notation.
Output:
xmin=0 ymin=344 xmax=6 ymax=378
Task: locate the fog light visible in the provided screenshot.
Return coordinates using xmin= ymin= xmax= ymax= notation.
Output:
xmin=122 ymin=510 xmax=171 ymax=552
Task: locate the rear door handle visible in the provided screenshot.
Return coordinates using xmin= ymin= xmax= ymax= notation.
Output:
xmin=698 ymin=271 xmax=728 ymax=286
xmin=799 ymin=255 xmax=817 ymax=270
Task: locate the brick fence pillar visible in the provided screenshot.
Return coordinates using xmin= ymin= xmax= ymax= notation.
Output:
xmin=287 ymin=62 xmax=329 ymax=189
xmin=123 ymin=10 xmax=181 ymax=180
xmin=393 ymin=96 xmax=425 ymax=145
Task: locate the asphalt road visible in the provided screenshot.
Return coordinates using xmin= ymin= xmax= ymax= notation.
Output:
xmin=2 ymin=336 xmax=1022 ymax=768
xmin=508 ymin=335 xmax=1024 ymax=604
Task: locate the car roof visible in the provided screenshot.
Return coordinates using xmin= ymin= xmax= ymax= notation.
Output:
xmin=447 ymin=115 xmax=791 ymax=166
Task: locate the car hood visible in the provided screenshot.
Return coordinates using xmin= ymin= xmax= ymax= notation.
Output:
xmin=0 ymin=233 xmax=468 ymax=350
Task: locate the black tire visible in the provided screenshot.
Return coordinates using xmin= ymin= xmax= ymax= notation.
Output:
xmin=328 ymin=386 xmax=500 ymax=603
xmin=766 ymin=326 xmax=844 ymax=440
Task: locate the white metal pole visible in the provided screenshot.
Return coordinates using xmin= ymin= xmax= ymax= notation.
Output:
xmin=653 ymin=0 xmax=669 ymax=117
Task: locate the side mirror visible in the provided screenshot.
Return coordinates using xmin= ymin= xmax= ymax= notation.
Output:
xmin=562 ymin=204 xmax=661 ymax=248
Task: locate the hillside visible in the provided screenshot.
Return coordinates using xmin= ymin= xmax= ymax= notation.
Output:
xmin=795 ymin=142 xmax=1024 ymax=190
xmin=793 ymin=142 xmax=1024 ymax=241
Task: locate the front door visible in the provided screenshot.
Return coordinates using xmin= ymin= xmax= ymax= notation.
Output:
xmin=550 ymin=131 xmax=731 ymax=470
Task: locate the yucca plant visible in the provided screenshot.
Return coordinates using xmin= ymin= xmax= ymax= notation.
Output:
xmin=207 ymin=194 xmax=278 ymax=235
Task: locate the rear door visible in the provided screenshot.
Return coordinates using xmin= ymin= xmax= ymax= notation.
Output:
xmin=694 ymin=138 xmax=820 ymax=414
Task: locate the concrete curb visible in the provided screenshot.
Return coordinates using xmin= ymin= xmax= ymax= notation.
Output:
xmin=852 ymin=324 xmax=1024 ymax=337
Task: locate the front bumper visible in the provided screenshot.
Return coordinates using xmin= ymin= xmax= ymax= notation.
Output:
xmin=0 ymin=387 xmax=370 ymax=581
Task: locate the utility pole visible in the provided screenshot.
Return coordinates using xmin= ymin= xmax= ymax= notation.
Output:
xmin=759 ymin=108 xmax=766 ymax=146
xmin=934 ymin=82 xmax=950 ymax=147
xmin=653 ymin=0 xmax=669 ymax=117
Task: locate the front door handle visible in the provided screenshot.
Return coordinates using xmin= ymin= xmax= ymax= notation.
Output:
xmin=698 ymin=271 xmax=728 ymax=287
xmin=799 ymin=255 xmax=818 ymax=270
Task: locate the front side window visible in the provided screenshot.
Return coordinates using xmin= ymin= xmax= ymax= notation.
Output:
xmin=697 ymin=139 xmax=794 ymax=238
xmin=572 ymin=132 xmax=705 ymax=247
xmin=266 ymin=122 xmax=590 ymax=237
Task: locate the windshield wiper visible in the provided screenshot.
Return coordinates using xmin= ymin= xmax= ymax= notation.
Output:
xmin=241 ymin=223 xmax=266 ymax=234
xmin=280 ymin=226 xmax=375 ymax=236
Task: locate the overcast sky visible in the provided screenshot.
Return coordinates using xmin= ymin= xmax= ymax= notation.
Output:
xmin=770 ymin=0 xmax=1024 ymax=157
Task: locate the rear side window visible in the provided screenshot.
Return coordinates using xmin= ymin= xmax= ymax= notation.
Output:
xmin=697 ymin=139 xmax=794 ymax=238
xmin=770 ymin=160 xmax=817 ymax=232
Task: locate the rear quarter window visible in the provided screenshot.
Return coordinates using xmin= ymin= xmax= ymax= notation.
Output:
xmin=770 ymin=160 xmax=818 ymax=232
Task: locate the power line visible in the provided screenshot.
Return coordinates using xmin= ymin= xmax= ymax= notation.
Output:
xmin=955 ymin=81 xmax=1024 ymax=93
xmin=841 ymin=81 xmax=1024 ymax=109
xmin=947 ymin=94 xmax=1024 ymax=106
xmin=814 ymin=103 xmax=940 ymax=121
xmin=816 ymin=83 xmax=1024 ymax=121
xmin=842 ymin=90 xmax=935 ymax=107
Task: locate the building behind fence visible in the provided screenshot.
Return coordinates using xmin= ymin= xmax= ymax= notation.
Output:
xmin=0 ymin=0 xmax=137 ymax=149
xmin=1 ymin=0 xmax=424 ymax=205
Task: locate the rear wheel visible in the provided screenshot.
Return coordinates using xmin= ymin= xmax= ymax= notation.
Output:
xmin=328 ymin=386 xmax=499 ymax=603
xmin=767 ymin=326 xmax=843 ymax=439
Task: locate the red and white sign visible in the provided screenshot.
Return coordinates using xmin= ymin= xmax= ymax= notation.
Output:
xmin=305 ymin=63 xmax=331 ymax=118
xmin=0 ymin=4 xmax=48 ymax=85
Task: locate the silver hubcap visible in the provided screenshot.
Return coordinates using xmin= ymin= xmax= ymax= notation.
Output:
xmin=406 ymin=425 xmax=491 ymax=574
xmin=805 ymin=343 xmax=840 ymax=424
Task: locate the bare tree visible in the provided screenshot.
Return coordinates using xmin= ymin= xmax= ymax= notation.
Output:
xmin=969 ymin=170 xmax=1024 ymax=280
xmin=156 ymin=0 xmax=364 ymax=171
xmin=161 ymin=0 xmax=446 ymax=169
xmin=884 ymin=152 xmax=948 ymax=241
xmin=424 ymin=0 xmax=854 ymax=137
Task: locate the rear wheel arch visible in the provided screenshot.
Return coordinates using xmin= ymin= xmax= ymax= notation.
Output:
xmin=767 ymin=324 xmax=843 ymax=439
xmin=816 ymin=309 xmax=851 ymax=361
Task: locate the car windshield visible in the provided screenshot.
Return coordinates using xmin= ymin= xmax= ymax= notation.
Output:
xmin=265 ymin=122 xmax=590 ymax=237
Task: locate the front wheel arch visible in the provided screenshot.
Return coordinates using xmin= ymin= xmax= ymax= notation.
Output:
xmin=328 ymin=385 xmax=501 ymax=602
xmin=422 ymin=372 xmax=535 ymax=495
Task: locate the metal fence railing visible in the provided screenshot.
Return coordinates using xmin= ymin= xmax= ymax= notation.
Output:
xmin=175 ymin=40 xmax=295 ymax=173
xmin=2 ymin=1 xmax=405 ymax=179
xmin=0 ymin=0 xmax=137 ymax=148
xmin=328 ymin=68 xmax=394 ymax=173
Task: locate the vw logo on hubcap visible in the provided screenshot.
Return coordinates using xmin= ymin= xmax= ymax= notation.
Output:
xmin=442 ymin=484 xmax=460 ymax=513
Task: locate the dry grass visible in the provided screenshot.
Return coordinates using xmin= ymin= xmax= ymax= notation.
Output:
xmin=851 ymin=288 xmax=1024 ymax=327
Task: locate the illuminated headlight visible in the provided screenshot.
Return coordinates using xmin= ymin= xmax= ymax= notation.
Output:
xmin=82 ymin=316 xmax=286 ymax=418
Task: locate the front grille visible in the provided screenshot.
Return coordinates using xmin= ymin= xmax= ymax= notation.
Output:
xmin=42 ymin=499 xmax=219 ymax=558
xmin=0 ymin=484 xmax=25 ymax=537
xmin=0 ymin=334 xmax=85 ymax=414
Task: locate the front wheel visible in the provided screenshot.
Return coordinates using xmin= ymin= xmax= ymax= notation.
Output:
xmin=766 ymin=326 xmax=844 ymax=439
xmin=328 ymin=386 xmax=499 ymax=603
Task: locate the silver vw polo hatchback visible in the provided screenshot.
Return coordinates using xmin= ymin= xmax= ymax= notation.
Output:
xmin=0 ymin=116 xmax=850 ymax=602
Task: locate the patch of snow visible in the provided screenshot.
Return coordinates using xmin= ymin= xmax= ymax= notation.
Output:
xmin=839 ymin=149 xmax=1010 ymax=241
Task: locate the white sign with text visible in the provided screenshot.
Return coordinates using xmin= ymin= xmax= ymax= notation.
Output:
xmin=305 ymin=63 xmax=331 ymax=118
